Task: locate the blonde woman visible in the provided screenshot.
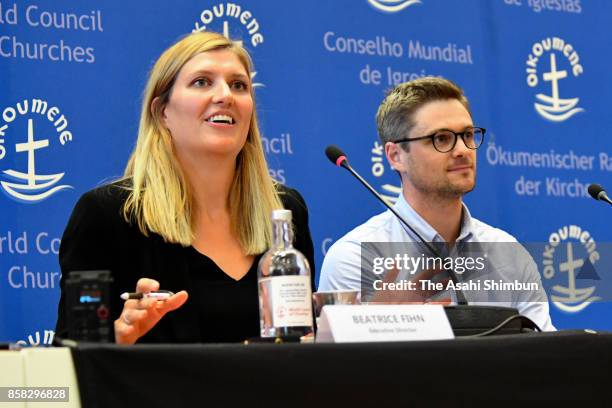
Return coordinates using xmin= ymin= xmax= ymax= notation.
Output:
xmin=55 ymin=32 xmax=315 ymax=344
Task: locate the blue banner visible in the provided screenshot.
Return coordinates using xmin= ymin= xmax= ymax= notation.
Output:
xmin=1 ymin=0 xmax=609 ymax=345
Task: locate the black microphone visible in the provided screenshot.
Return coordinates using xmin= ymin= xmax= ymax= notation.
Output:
xmin=325 ymin=145 xmax=350 ymax=169
xmin=588 ymin=183 xmax=612 ymax=206
xmin=325 ymin=145 xmax=468 ymax=305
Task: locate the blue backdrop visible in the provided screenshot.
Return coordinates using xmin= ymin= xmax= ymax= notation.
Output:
xmin=1 ymin=0 xmax=610 ymax=345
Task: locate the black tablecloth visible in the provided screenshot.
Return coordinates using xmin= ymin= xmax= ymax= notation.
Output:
xmin=70 ymin=330 xmax=612 ymax=408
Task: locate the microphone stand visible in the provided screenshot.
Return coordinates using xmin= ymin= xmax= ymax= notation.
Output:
xmin=338 ymin=160 xmax=468 ymax=305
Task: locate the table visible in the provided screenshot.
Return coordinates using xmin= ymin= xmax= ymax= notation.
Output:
xmin=71 ymin=330 xmax=611 ymax=407
xmin=2 ymin=330 xmax=611 ymax=407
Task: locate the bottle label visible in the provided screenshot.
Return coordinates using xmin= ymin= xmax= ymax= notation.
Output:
xmin=263 ymin=275 xmax=313 ymax=328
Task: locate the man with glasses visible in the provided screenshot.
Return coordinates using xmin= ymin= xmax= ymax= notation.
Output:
xmin=319 ymin=77 xmax=554 ymax=331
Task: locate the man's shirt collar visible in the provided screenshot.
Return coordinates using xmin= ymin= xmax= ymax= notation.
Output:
xmin=393 ymin=193 xmax=474 ymax=243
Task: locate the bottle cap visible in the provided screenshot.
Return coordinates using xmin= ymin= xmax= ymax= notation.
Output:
xmin=271 ymin=209 xmax=292 ymax=222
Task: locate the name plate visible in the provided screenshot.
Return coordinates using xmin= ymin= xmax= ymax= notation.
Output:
xmin=315 ymin=305 xmax=454 ymax=343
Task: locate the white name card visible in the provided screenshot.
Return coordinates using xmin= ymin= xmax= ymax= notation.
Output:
xmin=315 ymin=305 xmax=454 ymax=343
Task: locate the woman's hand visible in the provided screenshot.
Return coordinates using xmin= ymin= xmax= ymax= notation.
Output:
xmin=114 ymin=278 xmax=188 ymax=345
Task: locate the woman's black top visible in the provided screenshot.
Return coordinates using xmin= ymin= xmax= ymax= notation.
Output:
xmin=55 ymin=182 xmax=315 ymax=343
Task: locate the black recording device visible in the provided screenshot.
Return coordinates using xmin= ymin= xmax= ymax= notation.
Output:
xmin=65 ymin=270 xmax=113 ymax=342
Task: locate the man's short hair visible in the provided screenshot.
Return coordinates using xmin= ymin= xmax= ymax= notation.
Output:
xmin=376 ymin=77 xmax=471 ymax=151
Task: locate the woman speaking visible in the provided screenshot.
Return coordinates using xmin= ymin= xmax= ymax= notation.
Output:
xmin=55 ymin=31 xmax=315 ymax=344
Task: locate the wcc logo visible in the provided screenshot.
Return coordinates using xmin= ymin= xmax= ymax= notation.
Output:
xmin=0 ymin=99 xmax=73 ymax=203
xmin=540 ymin=225 xmax=601 ymax=313
xmin=191 ymin=2 xmax=265 ymax=88
xmin=367 ymin=0 xmax=422 ymax=13
xmin=16 ymin=329 xmax=55 ymax=347
xmin=370 ymin=140 xmax=401 ymax=206
xmin=525 ymin=37 xmax=584 ymax=122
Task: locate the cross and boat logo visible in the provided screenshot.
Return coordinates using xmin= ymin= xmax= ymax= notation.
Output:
xmin=525 ymin=37 xmax=584 ymax=122
xmin=0 ymin=99 xmax=73 ymax=203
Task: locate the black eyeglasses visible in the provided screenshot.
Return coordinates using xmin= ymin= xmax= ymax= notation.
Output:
xmin=394 ymin=127 xmax=486 ymax=153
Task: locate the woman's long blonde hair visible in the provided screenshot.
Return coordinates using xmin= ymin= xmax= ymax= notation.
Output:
xmin=123 ymin=31 xmax=282 ymax=254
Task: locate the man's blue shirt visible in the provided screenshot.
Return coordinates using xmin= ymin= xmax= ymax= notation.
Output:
xmin=319 ymin=193 xmax=555 ymax=331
